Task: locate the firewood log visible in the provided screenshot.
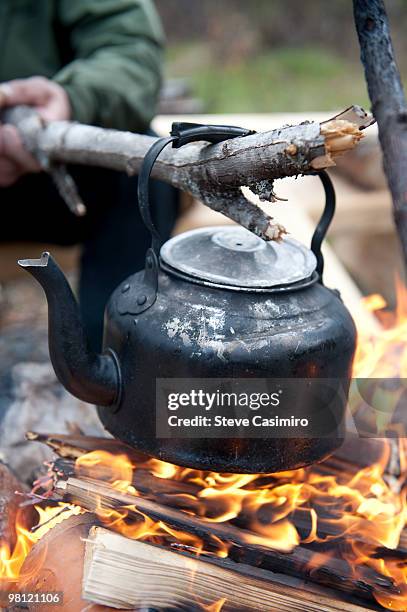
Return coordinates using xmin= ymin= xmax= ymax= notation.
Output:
xmin=83 ymin=526 xmax=374 ymax=612
xmin=49 ymin=456 xmax=407 ymax=557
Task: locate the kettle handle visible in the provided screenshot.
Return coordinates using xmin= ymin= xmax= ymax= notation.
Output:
xmin=135 ymin=123 xmax=256 ymax=313
xmin=310 ymin=170 xmax=336 ymax=282
xmin=137 ymin=123 xmax=256 ymax=257
xmin=138 ymin=135 xmax=176 ymax=259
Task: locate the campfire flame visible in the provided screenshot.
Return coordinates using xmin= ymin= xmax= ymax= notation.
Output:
xmin=0 ymin=287 xmax=406 ymax=611
xmin=202 ymin=598 xmax=227 ymax=611
xmin=0 ymin=511 xmax=36 ymax=583
xmin=0 ymin=504 xmax=81 ymax=583
xmin=354 ymin=279 xmax=407 ymax=378
xmin=75 ymin=446 xmax=406 ymax=601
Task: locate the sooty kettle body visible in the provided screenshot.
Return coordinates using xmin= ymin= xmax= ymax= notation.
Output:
xmin=18 ymin=124 xmax=356 ymax=473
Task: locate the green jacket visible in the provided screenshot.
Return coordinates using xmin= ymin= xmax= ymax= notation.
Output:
xmin=0 ymin=0 xmax=164 ymax=132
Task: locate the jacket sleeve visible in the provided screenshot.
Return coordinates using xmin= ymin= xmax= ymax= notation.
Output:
xmin=53 ymin=0 xmax=164 ymax=132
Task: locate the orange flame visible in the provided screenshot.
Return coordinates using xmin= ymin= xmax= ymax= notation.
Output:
xmin=0 ymin=504 xmax=81 ymax=583
xmin=202 ymin=598 xmax=227 ymax=611
xmin=354 ymin=278 xmax=407 ymax=378
xmin=76 ymin=450 xmax=135 ymax=493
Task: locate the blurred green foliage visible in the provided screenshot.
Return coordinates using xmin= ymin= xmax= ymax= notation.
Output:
xmin=167 ymin=45 xmax=371 ymax=113
xmin=157 ymin=0 xmax=407 ymax=113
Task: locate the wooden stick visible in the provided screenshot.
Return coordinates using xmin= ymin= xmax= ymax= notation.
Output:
xmin=32 ymin=430 xmax=404 ymax=481
xmin=83 ymin=526 xmax=376 ymax=612
xmin=25 ymin=431 xmax=146 ymax=463
xmin=353 ymin=0 xmax=407 ymax=268
xmin=55 ymin=477 xmax=398 ymax=603
xmin=2 ymin=105 xmax=369 ymax=241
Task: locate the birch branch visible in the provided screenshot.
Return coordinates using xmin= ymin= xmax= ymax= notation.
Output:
xmin=2 ymin=105 xmax=370 ymax=240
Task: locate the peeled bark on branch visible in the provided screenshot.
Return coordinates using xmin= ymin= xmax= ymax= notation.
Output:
xmin=353 ymin=0 xmax=407 ymax=267
xmin=2 ymin=105 xmax=369 ymax=240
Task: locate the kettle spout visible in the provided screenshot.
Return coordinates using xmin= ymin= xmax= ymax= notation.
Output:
xmin=18 ymin=252 xmax=120 ymax=407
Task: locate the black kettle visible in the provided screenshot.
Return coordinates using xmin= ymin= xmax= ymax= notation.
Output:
xmin=19 ymin=124 xmax=356 ymax=473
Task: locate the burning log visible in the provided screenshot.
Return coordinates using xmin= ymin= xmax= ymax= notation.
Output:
xmin=50 ymin=455 xmax=407 ymax=556
xmin=83 ymin=526 xmax=372 ymax=612
xmin=54 ymin=476 xmax=399 ymax=604
xmin=1 ymin=105 xmax=371 ymax=240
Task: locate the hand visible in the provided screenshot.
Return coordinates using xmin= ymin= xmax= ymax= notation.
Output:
xmin=0 ymin=77 xmax=71 ymax=187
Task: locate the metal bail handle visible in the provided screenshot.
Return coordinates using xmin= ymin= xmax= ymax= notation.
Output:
xmin=137 ymin=135 xmax=177 ymax=257
xmin=310 ymin=170 xmax=336 ymax=282
xmin=136 ymin=122 xmax=256 ymax=310
xmin=137 ymin=123 xmax=256 ymax=257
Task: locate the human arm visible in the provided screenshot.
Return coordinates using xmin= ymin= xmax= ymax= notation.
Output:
xmin=53 ymin=0 xmax=164 ymax=132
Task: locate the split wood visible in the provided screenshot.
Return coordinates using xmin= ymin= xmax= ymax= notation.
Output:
xmin=83 ymin=526 xmax=378 ymax=612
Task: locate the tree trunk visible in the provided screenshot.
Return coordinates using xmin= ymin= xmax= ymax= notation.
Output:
xmin=353 ymin=0 xmax=407 ymax=268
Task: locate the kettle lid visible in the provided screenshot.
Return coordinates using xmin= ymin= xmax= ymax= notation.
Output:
xmin=160 ymin=226 xmax=317 ymax=290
